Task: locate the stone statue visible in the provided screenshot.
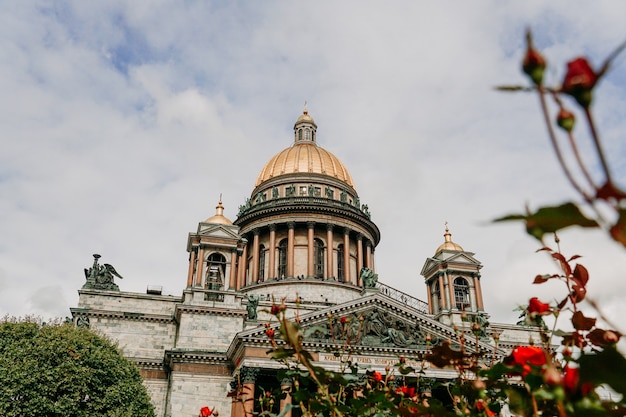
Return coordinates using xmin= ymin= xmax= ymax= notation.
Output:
xmin=286 ymin=184 xmax=296 ymax=197
xmin=362 ymin=204 xmax=371 ymax=218
xmin=340 ymin=189 xmax=347 ymax=202
xmin=272 ymin=186 xmax=279 ymax=199
xmin=472 ymin=314 xmax=490 ymax=338
xmin=83 ymin=254 xmax=123 ymax=291
xmin=76 ymin=315 xmax=90 ymax=329
xmin=246 ymin=294 xmax=259 ymax=320
xmin=325 ymin=186 xmax=333 ymax=199
xmin=308 ymin=184 xmax=315 ymax=196
xmin=360 ymin=267 xmax=378 ymax=289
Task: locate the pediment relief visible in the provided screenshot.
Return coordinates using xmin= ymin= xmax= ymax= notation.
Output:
xmin=236 ymin=295 xmax=493 ymax=354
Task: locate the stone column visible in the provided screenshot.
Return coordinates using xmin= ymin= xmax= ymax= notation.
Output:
xmin=229 ymin=248 xmax=237 ymax=289
xmin=365 ymin=242 xmax=372 ymax=270
xmin=307 ymin=222 xmax=315 ymax=277
xmin=251 ymin=229 xmax=260 ymax=283
xmin=280 ymin=378 xmax=293 ymax=417
xmin=426 ymin=282 xmax=434 ymax=314
xmin=447 ymin=270 xmax=455 ymax=310
xmin=326 ymin=224 xmax=334 ymax=279
xmin=356 ymin=234 xmax=363 ymax=283
xmin=438 ymin=273 xmax=447 ymax=310
xmin=238 ymin=243 xmax=249 ymax=288
xmin=240 ymin=367 xmax=259 ymax=417
xmin=473 ymin=274 xmax=484 ymax=311
xmin=343 ymin=228 xmax=351 ymax=284
xmin=287 ymin=222 xmax=295 ymax=278
xmin=195 ymin=247 xmax=205 ymax=286
xmin=268 ymin=224 xmax=276 ymax=279
xmin=186 ymin=248 xmax=197 ymax=288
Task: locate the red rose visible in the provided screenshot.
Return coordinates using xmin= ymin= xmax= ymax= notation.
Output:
xmin=522 ymin=46 xmax=546 ymax=85
xmin=509 ymin=346 xmax=547 ymax=376
xmin=270 ymin=304 xmax=281 ymax=315
xmin=556 ymin=108 xmax=576 ymax=132
xmin=396 ymin=386 xmax=416 ymax=397
xmin=372 ymin=371 xmax=383 ymax=382
xmin=527 ymin=297 xmax=551 ymax=315
xmin=340 ymin=316 xmax=347 ymax=324
xmin=563 ymin=365 xmax=579 ymax=394
xmin=199 ymin=406 xmax=213 ymax=417
xmin=561 ymin=57 xmax=597 ymax=107
xmin=265 ymin=328 xmax=275 ymax=338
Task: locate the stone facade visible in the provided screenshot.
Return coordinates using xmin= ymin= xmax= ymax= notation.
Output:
xmin=71 ymin=110 xmax=539 ymax=417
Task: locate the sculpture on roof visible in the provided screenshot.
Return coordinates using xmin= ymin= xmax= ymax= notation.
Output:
xmin=82 ymin=254 xmax=123 ymax=291
xmin=246 ymin=294 xmax=259 ymax=320
xmin=360 ymin=267 xmax=378 ymax=289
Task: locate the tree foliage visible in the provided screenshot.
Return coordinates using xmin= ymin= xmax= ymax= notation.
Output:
xmin=0 ymin=317 xmax=155 ymax=417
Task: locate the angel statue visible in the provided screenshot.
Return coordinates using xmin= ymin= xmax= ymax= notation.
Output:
xmin=83 ymin=254 xmax=124 ymax=291
xmin=360 ymin=267 xmax=378 ymax=289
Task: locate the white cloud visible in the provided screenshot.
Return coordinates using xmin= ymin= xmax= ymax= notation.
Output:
xmin=1 ymin=1 xmax=626 ymax=334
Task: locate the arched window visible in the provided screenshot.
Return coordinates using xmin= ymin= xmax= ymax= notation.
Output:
xmin=304 ymin=128 xmax=310 ymax=141
xmin=298 ymin=129 xmax=302 ymax=141
xmin=258 ymin=244 xmax=266 ymax=282
xmin=278 ymin=239 xmax=288 ymax=279
xmin=206 ymin=253 xmax=227 ymax=290
xmin=314 ymin=238 xmax=324 ymax=278
xmin=337 ymin=244 xmax=345 ymax=282
xmin=453 ymin=277 xmax=470 ymax=310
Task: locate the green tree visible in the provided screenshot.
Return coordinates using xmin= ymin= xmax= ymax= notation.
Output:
xmin=0 ymin=317 xmax=155 ymax=417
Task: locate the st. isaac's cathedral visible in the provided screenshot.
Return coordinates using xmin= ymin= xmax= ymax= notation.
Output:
xmin=71 ymin=110 xmax=537 ymax=417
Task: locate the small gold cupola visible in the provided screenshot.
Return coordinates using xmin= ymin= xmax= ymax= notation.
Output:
xmin=435 ymin=223 xmax=464 ymax=255
xmin=293 ymin=105 xmax=317 ymax=144
xmin=204 ymin=197 xmax=233 ymax=225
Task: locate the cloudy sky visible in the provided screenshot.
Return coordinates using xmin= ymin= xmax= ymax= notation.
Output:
xmin=2 ymin=1 xmax=626 ymax=329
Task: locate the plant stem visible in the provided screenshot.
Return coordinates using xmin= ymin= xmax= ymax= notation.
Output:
xmin=584 ymin=107 xmax=613 ymax=185
xmin=537 ymin=87 xmax=589 ymax=198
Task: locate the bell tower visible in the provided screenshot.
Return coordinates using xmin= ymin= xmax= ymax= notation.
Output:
xmin=420 ymin=225 xmax=485 ymax=326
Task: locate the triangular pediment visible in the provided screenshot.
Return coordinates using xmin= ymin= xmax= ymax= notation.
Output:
xmin=421 ymin=252 xmax=481 ymax=276
xmin=197 ymin=223 xmax=240 ymax=240
xmin=444 ymin=252 xmax=480 ymax=265
xmin=233 ymin=292 xmax=499 ymax=356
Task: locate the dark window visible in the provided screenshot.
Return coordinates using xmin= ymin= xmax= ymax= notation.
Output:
xmin=314 ymin=238 xmax=324 ymax=278
xmin=278 ymin=239 xmax=288 ymax=278
xmin=337 ymin=244 xmax=345 ymax=282
xmin=205 ymin=253 xmax=227 ymax=290
xmin=454 ymin=277 xmax=470 ymax=310
xmin=258 ymin=244 xmax=266 ymax=282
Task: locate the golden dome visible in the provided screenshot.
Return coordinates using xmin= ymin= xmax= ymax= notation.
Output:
xmin=435 ymin=224 xmax=463 ymax=254
xmin=255 ymin=110 xmax=354 ymax=187
xmin=295 ymin=109 xmax=316 ymax=127
xmin=205 ymin=199 xmax=233 ymax=225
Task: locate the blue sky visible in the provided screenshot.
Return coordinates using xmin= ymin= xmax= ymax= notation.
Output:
xmin=1 ymin=1 xmax=626 ymax=329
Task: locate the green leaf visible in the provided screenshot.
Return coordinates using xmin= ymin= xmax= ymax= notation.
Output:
xmin=494 ymin=202 xmax=599 ymax=241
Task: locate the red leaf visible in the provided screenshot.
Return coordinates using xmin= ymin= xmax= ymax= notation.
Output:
xmin=568 ymin=255 xmax=582 ymax=262
xmin=596 ymin=181 xmax=626 ymax=202
xmin=588 ymin=328 xmax=612 ymax=347
xmin=572 ymin=264 xmax=589 ymax=287
xmin=552 ymin=252 xmax=572 ymax=276
xmin=570 ymin=285 xmax=587 ymax=303
xmin=610 ymin=209 xmax=626 ymax=248
xmin=572 ymin=311 xmax=596 ymax=331
xmin=533 ymin=274 xmax=551 ymax=284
